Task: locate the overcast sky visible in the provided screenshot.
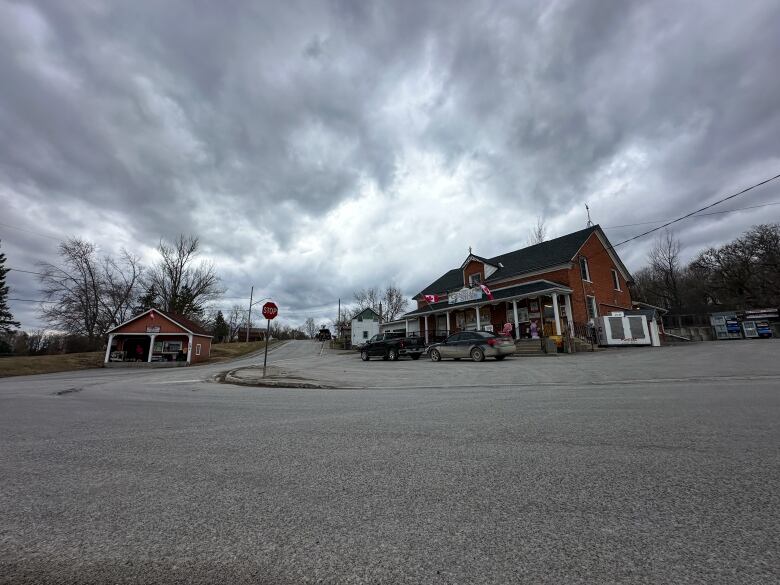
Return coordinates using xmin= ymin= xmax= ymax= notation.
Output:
xmin=2 ymin=0 xmax=780 ymax=329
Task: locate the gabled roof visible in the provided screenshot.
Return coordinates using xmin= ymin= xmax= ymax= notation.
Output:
xmin=107 ymin=308 xmax=212 ymax=336
xmin=352 ymin=307 xmax=380 ymax=321
xmin=419 ymin=268 xmax=464 ymax=296
xmin=485 ymin=226 xmax=599 ymax=281
xmin=416 ymin=225 xmax=632 ymax=298
xmin=459 ymin=253 xmax=498 ymax=271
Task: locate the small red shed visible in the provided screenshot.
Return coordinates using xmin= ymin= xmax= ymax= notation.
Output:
xmin=104 ymin=309 xmax=212 ymax=366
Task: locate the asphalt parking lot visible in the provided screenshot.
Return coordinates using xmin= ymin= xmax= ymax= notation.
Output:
xmin=1 ymin=340 xmax=778 ymax=584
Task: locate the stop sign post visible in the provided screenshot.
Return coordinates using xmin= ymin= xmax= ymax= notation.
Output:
xmin=261 ymin=301 xmax=278 ymax=377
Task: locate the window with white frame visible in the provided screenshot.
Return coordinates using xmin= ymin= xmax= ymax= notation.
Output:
xmin=586 ymin=296 xmax=598 ymax=320
xmin=579 ymin=257 xmax=591 ymax=281
xmin=196 ymin=343 xmax=201 ymax=356
xmin=611 ymin=269 xmax=621 ymax=291
xmin=468 ymin=273 xmax=481 ymax=285
xmin=363 ymin=330 xmax=368 ymax=339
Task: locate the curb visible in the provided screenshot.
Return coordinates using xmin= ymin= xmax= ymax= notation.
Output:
xmin=219 ymin=367 xmax=343 ymax=390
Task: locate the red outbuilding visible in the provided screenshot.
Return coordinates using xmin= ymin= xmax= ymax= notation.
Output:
xmin=104 ymin=309 xmax=212 ymax=366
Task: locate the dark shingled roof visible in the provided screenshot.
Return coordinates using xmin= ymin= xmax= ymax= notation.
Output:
xmin=157 ymin=310 xmax=212 ymax=336
xmin=417 ymin=225 xmax=603 ymax=298
xmin=404 ymin=280 xmax=572 ymax=317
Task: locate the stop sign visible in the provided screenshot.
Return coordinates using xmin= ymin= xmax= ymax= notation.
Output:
xmin=261 ymin=301 xmax=278 ymax=320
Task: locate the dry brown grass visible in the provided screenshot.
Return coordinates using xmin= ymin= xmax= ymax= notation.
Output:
xmin=0 ymin=352 xmax=104 ymax=378
xmin=0 ymin=340 xmax=283 ymax=378
xmin=207 ymin=340 xmax=280 ymax=362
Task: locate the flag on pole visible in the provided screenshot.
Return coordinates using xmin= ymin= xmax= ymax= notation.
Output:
xmin=479 ymin=284 xmax=494 ymax=300
xmin=423 ymin=294 xmax=440 ymax=303
xmin=149 ymin=310 xmax=155 ymax=320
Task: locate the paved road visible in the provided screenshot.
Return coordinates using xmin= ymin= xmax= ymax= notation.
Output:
xmin=1 ymin=341 xmax=778 ymax=583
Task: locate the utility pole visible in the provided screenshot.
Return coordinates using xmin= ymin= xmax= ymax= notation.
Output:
xmin=246 ymin=285 xmax=254 ymax=342
xmin=337 ymin=298 xmax=341 ymax=338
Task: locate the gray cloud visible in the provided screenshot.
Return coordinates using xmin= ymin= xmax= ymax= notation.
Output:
xmin=2 ymin=0 xmax=780 ymax=328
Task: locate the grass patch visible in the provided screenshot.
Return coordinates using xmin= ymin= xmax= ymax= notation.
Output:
xmin=0 ymin=352 xmax=104 ymax=378
xmin=0 ymin=340 xmax=283 ymax=378
xmin=205 ymin=340 xmax=281 ymax=363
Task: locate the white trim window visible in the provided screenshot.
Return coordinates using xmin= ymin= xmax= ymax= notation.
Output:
xmin=579 ymin=257 xmax=591 ymax=282
xmin=468 ymin=273 xmax=481 ymax=285
xmin=611 ymin=269 xmax=621 ymax=291
xmin=586 ymin=296 xmax=598 ymax=320
xmin=196 ymin=343 xmax=202 ymax=356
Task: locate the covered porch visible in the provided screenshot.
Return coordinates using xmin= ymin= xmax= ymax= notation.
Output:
xmin=404 ymin=280 xmax=577 ymax=345
xmin=105 ymin=332 xmax=194 ymax=364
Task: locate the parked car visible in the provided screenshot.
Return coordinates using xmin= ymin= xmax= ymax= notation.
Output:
xmin=360 ymin=332 xmax=426 ymax=361
xmin=427 ymin=331 xmax=516 ymax=362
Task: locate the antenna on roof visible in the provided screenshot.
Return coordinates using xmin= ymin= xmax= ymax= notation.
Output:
xmin=585 ymin=203 xmax=593 ymax=227
xmin=468 ymin=245 xmax=472 ymax=255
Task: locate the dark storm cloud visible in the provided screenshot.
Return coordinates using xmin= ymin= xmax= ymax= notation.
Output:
xmin=2 ymin=0 xmax=780 ymax=328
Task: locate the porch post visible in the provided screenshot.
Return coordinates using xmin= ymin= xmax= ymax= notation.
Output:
xmin=552 ymin=293 xmax=561 ymax=335
xmin=476 ymin=305 xmax=481 ymax=330
xmin=405 ymin=319 xmax=409 ymax=335
xmin=104 ymin=333 xmax=114 ymax=363
xmin=147 ymin=334 xmax=156 ymax=362
xmin=564 ymin=293 xmax=574 ymax=333
xmin=512 ymin=300 xmax=520 ymax=340
xmin=187 ymin=334 xmax=193 ymax=363
xmin=424 ymin=315 xmax=429 ymax=344
xmin=446 ymin=311 xmax=451 ymax=336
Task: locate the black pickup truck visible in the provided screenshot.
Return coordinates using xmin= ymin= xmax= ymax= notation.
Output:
xmin=360 ymin=332 xmax=426 ymax=361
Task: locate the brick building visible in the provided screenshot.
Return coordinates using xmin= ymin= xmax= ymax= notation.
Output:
xmin=401 ymin=225 xmax=633 ymax=342
xmin=104 ymin=309 xmax=212 ymax=366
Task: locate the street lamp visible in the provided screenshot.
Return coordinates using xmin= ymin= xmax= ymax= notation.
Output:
xmin=247 ymin=285 xmax=272 ymax=342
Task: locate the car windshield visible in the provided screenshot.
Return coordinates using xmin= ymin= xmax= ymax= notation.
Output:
xmin=474 ymin=331 xmax=499 ymax=338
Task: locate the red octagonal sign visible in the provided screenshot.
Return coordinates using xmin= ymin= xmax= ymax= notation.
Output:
xmin=261 ymin=301 xmax=278 ymax=320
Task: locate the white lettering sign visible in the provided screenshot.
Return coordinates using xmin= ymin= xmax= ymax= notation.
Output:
xmin=448 ymin=287 xmax=483 ymax=305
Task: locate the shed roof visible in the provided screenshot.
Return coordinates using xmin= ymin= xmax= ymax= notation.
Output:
xmin=404 ymin=280 xmax=572 ymax=317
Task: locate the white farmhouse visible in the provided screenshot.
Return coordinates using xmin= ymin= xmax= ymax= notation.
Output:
xmin=351 ymin=308 xmax=380 ymax=347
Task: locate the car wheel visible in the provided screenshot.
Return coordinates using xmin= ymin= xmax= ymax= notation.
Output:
xmin=495 ymin=355 xmax=506 ymax=361
xmin=389 ymin=348 xmax=399 ymax=361
xmin=470 ymin=347 xmax=485 ymax=362
xmin=361 ymin=351 xmax=369 ymax=361
xmin=410 ymin=354 xmax=420 ymax=360
xmin=430 ymin=349 xmax=441 ymax=362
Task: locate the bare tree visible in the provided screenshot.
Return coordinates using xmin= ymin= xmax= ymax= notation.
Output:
xmin=353 ymin=287 xmax=380 ymax=313
xmin=352 ymin=284 xmax=409 ymax=322
xmin=304 ymin=317 xmax=317 ymax=339
xmin=381 ymin=284 xmax=408 ymax=321
xmin=226 ymin=304 xmax=246 ymax=341
xmin=527 ymin=216 xmax=547 ymax=246
xmin=144 ymin=235 xmax=223 ymax=319
xmin=38 ymin=238 xmax=142 ymax=342
xmin=648 ymin=230 xmax=683 ymax=312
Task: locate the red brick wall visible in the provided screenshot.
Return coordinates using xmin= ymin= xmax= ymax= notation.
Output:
xmin=567 ymin=233 xmax=633 ymax=323
xmin=462 ymin=260 xmax=484 ymax=287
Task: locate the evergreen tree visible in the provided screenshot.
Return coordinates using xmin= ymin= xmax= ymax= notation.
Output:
xmin=0 ymin=241 xmax=21 ymax=333
xmin=213 ymin=310 xmax=229 ymax=342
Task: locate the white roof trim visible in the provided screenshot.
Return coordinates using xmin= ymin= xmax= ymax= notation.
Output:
xmin=106 ymin=309 xmax=212 ymax=337
xmin=572 ymin=229 xmax=633 ymax=282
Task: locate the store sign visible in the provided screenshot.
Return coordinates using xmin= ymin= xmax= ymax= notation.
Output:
xmin=146 ymin=325 xmax=161 ymax=333
xmin=448 ymin=287 xmax=482 ymax=305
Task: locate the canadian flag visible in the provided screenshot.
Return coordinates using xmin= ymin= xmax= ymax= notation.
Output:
xmin=149 ymin=310 xmax=155 ymax=320
xmin=479 ymin=284 xmax=494 ymax=300
xmin=423 ymin=294 xmax=440 ymax=303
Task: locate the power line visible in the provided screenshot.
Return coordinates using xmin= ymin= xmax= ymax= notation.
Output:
xmin=603 ymin=200 xmax=780 ymax=230
xmin=7 ymin=267 xmax=46 ymax=276
xmin=0 ymin=221 xmax=60 ymax=241
xmin=608 ymin=172 xmax=780 ymax=250
xmin=8 ymin=298 xmax=50 ymax=303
